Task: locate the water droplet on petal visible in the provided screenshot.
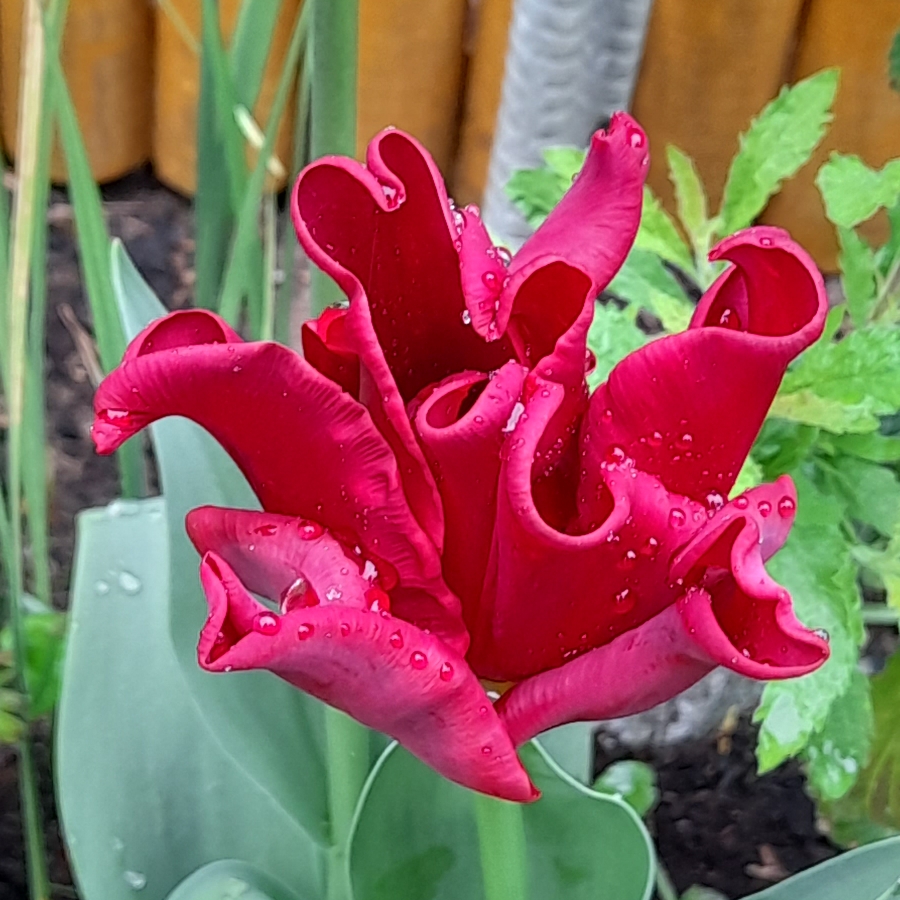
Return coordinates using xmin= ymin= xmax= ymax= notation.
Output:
xmin=777 ymin=496 xmax=796 ymax=518
xmin=298 ymin=520 xmax=324 ymax=540
xmin=669 ymin=508 xmax=686 ymax=528
xmin=640 ymin=536 xmax=659 ymax=558
xmin=503 ymin=401 xmax=525 ymax=434
xmin=760 ymin=236 xmax=773 ymax=246
xmin=366 ymin=586 xmax=391 ymax=614
xmin=734 ymin=495 xmax=749 ymax=510
xmin=814 ymin=628 xmax=830 ymax=643
xmin=297 ymin=623 xmax=315 ymax=640
xmin=252 ymin=612 xmax=281 ymax=635
xmin=481 ymin=745 xmax=492 ymax=755
xmin=340 ymin=622 xmax=351 ymax=636
xmin=325 ymin=586 xmax=343 ymax=602
xmin=496 ymin=246 xmax=512 ymax=266
xmin=389 ymin=631 xmax=404 ymax=649
xmin=118 ymin=570 xmax=142 ymax=595
xmin=618 ymin=549 xmax=637 ymax=571
xmin=481 ymin=271 xmax=500 ymax=293
xmin=614 ymin=588 xmax=636 ymax=614
xmin=95 ymin=580 xmax=110 ymax=596
xmin=601 ymin=408 xmax=613 ymax=424
xmin=410 ymin=650 xmax=428 ymax=669
xmin=705 ymin=490 xmax=725 ymax=512
xmin=604 ymin=444 xmax=628 ymax=467
xmin=124 ymin=870 xmax=146 ymax=891
xmin=675 ymin=433 xmax=693 ymax=451
xmin=647 ymin=431 xmax=663 ymax=448
xmin=757 ymin=500 xmax=772 ymax=518
xmin=253 ymin=524 xmax=278 ymax=536
xmin=461 ymin=309 xmax=472 ymax=325
xmin=439 ymin=662 xmax=454 ymax=681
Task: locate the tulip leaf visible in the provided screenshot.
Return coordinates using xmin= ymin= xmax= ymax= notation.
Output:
xmin=349 ymin=741 xmax=655 ymax=900
xmin=816 ymin=154 xmax=900 ymax=230
xmin=739 ymin=836 xmax=900 ymax=900
xmin=635 ymin=186 xmax=695 ymax=274
xmin=57 ymin=499 xmax=325 ymax=900
xmin=587 ymin=301 xmax=652 ymax=390
xmin=720 ymin=68 xmax=838 ymax=235
xmin=754 ymin=474 xmax=864 ymax=773
xmin=164 ymin=860 xmax=305 ymax=900
xmin=802 ymin=668 xmax=872 ymax=803
xmin=109 ymin=242 xmax=329 ymax=841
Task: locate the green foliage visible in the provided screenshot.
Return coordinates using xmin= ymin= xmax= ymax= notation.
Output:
xmin=817 ymin=155 xmax=900 ymax=230
xmin=720 ymin=69 xmax=839 ymax=235
xmin=585 ymin=302 xmax=651 ymax=389
xmin=349 ymin=742 xmax=655 ymax=900
xmin=164 ymin=860 xmax=304 ymax=900
xmin=592 ymin=760 xmax=659 ymax=818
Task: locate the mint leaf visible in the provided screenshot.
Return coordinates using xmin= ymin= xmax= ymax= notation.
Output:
xmin=754 ymin=474 xmax=864 ymax=772
xmin=781 ymin=327 xmax=900 ymax=416
xmin=837 ymin=226 xmax=878 ymax=326
xmin=587 ymin=302 xmax=652 ymax=389
xmin=803 ymin=669 xmax=872 ymax=802
xmin=720 ymin=69 xmax=838 ymax=234
xmin=816 ymin=154 xmax=900 ymax=229
xmin=607 ymin=247 xmax=694 ymax=333
xmin=635 ymin=186 xmax=694 ymax=274
xmin=667 ymin=145 xmax=709 ymax=249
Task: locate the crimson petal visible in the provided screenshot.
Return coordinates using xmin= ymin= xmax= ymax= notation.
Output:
xmin=199 ymin=553 xmax=537 ymax=802
xmin=92 ymin=312 xmax=466 ymax=654
xmin=588 ymin=227 xmax=827 ymax=502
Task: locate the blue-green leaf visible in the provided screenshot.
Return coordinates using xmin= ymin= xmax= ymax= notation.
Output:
xmin=165 ymin=860 xmax=306 ymax=900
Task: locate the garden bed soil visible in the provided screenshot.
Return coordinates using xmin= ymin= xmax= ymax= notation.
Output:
xmin=0 ymin=172 xmax=840 ymax=899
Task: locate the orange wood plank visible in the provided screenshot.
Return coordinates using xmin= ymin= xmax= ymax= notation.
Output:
xmin=0 ymin=0 xmax=153 ymax=183
xmin=761 ymin=0 xmax=900 ymax=271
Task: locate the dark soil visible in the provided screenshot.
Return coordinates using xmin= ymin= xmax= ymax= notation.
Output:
xmin=1 ymin=173 xmax=841 ymax=899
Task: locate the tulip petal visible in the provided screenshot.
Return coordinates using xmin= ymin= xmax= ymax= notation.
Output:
xmin=471 ymin=376 xmax=705 ymax=682
xmin=199 ymin=553 xmax=537 ymax=803
xmin=92 ymin=316 xmax=466 ymax=654
xmin=588 ymin=227 xmax=828 ymax=502
xmin=301 ymin=307 xmax=361 ymax=399
xmin=412 ymin=361 xmax=528 ymax=629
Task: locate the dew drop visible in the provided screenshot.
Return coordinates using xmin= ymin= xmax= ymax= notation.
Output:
xmin=618 ymin=549 xmax=637 ymax=571
xmin=461 ymin=309 xmax=472 ymax=325
xmin=410 ymin=650 xmax=428 ymax=669
xmin=340 ymin=622 xmax=351 ymax=636
xmin=503 ymin=401 xmax=525 ymax=433
xmin=481 ymin=271 xmax=500 ymax=292
xmin=734 ymin=495 xmax=749 ymax=510
xmin=390 ymin=631 xmax=404 ymax=649
xmin=614 ymin=588 xmax=636 ymax=614
xmin=496 ymin=246 xmax=512 ymax=266
xmin=325 ymin=586 xmax=343 ymax=602
xmin=757 ymin=500 xmax=772 ymax=518
xmin=777 ymin=496 xmax=796 ymax=518
xmin=118 ymin=570 xmax=142 ymax=595
xmin=253 ymin=523 xmax=278 ymax=536
xmin=647 ymin=430 xmax=663 ymax=448
xmin=481 ymin=745 xmax=492 ymax=755
xmin=760 ymin=236 xmax=773 ymax=246
xmin=628 ymin=128 xmax=645 ymax=149
xmin=439 ymin=662 xmax=454 ymax=681
xmin=298 ymin=520 xmax=324 ymax=540
xmin=366 ymin=586 xmax=391 ymax=613
xmin=281 ymin=577 xmax=318 ymax=612
xmin=718 ymin=308 xmax=735 ymax=327
xmin=604 ymin=444 xmax=628 ymax=467
xmin=252 ymin=612 xmax=281 ymax=635
xmin=668 ymin=508 xmax=686 ymax=528
xmin=297 ymin=623 xmax=315 ymax=640
xmin=705 ymin=490 xmax=725 ymax=512
xmin=675 ymin=433 xmax=693 ymax=451
xmin=601 ymin=408 xmax=613 ymax=425
xmin=640 ymin=536 xmax=660 ymax=558
xmin=95 ymin=580 xmax=110 ymax=596
xmin=124 ymin=870 xmax=146 ymax=891
xmin=814 ymin=628 xmax=830 ymax=643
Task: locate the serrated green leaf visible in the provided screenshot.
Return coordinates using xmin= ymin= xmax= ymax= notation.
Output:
xmin=803 ymin=669 xmax=872 ymax=802
xmin=592 ymin=760 xmax=659 ymax=818
xmin=816 ymin=154 xmax=900 ymax=229
xmin=542 ymin=146 xmax=586 ymax=183
xmin=607 ymin=247 xmax=694 ymax=332
xmin=859 ymin=519 xmax=900 ymax=611
xmin=667 ymin=145 xmax=709 ymax=249
xmin=506 ymin=168 xmax=569 ymax=230
xmin=753 ymin=419 xmax=820 ymax=479
xmin=826 ymin=432 xmax=900 ymax=463
xmin=740 ymin=836 xmax=900 ymax=899
xmin=754 ymin=474 xmax=863 ymax=772
xmin=634 ymin=186 xmax=695 ymax=274
xmin=781 ymin=327 xmax=900 ymax=417
xmin=720 ymin=69 xmax=838 ymax=234
xmin=769 ymin=389 xmax=880 ymax=434
xmin=587 ymin=302 xmax=653 ymax=390
xmin=349 ymin=741 xmax=655 ymax=900
xmin=825 ymin=657 xmax=900 ymax=846
xmin=824 ymin=455 xmax=900 ymax=535
xmin=837 ymin=227 xmax=878 ymax=326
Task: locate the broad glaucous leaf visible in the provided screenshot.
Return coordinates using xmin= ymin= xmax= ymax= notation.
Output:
xmin=164 ymin=860 xmax=306 ymax=900
xmin=780 ymin=327 xmax=900 ymax=421
xmin=607 ymin=247 xmax=693 ymax=333
xmin=349 ymin=742 xmax=655 ymax=900
xmin=592 ymin=760 xmax=659 ymax=818
xmin=836 ymin=227 xmax=878 ymax=326
xmin=108 ymin=242 xmax=330 ymax=841
xmin=666 ymin=145 xmax=709 ymax=249
xmin=826 ymin=657 xmax=900 ymax=847
xmin=720 ymin=69 xmax=839 ymax=235
xmin=802 ymin=669 xmax=872 ymax=802
xmin=754 ymin=475 xmax=864 ymax=772
xmin=740 ymin=836 xmax=900 ymax=900
xmin=586 ymin=301 xmax=652 ymax=390
xmin=56 ymin=499 xmax=325 ymax=900
xmin=816 ymin=154 xmax=900 ymax=230
xmin=634 ymin=186 xmax=695 ymax=273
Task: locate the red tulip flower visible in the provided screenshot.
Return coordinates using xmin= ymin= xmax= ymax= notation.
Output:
xmin=92 ymin=113 xmax=828 ymax=802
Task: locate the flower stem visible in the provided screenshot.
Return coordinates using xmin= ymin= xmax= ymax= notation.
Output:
xmin=325 ymin=706 xmax=369 ymax=900
xmin=473 ymin=792 xmax=529 ymax=900
xmin=308 ymin=0 xmax=358 ymax=315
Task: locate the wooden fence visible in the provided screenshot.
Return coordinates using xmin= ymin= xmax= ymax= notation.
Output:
xmin=1 ymin=0 xmax=899 ymax=271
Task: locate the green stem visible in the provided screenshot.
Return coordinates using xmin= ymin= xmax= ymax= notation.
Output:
xmin=309 ymin=0 xmax=358 ymax=316
xmin=325 ymin=706 xmax=369 ymax=900
xmin=655 ymin=861 xmax=679 ymax=900
xmin=473 ymin=792 xmax=529 ymax=900
xmin=6 ymin=0 xmax=51 ymax=896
